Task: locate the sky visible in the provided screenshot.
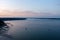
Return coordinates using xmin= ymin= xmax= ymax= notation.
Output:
xmin=0 ymin=0 xmax=60 ymax=18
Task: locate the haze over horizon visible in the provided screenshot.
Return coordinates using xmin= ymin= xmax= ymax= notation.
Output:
xmin=0 ymin=0 xmax=60 ymax=18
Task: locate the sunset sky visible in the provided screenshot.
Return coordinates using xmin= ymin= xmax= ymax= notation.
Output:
xmin=0 ymin=0 xmax=60 ymax=18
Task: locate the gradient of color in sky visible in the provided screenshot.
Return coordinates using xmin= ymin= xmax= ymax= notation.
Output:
xmin=0 ymin=0 xmax=60 ymax=17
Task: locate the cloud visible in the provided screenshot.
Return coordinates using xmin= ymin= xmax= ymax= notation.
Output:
xmin=0 ymin=10 xmax=60 ymax=18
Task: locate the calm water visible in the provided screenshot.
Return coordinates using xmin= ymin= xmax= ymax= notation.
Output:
xmin=4 ymin=19 xmax=60 ymax=40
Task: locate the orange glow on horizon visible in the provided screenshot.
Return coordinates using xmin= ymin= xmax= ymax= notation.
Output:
xmin=0 ymin=9 xmax=52 ymax=17
xmin=0 ymin=10 xmax=29 ymax=17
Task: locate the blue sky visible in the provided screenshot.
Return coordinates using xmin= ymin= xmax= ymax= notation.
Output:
xmin=0 ymin=0 xmax=60 ymax=17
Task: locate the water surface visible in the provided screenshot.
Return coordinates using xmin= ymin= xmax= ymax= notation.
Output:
xmin=5 ymin=19 xmax=60 ymax=40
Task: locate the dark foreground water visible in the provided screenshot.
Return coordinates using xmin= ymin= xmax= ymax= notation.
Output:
xmin=1 ymin=19 xmax=60 ymax=40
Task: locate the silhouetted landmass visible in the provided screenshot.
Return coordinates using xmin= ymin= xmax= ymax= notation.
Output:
xmin=0 ymin=18 xmax=27 ymax=21
xmin=0 ymin=17 xmax=60 ymax=21
xmin=0 ymin=20 xmax=7 ymax=28
xmin=30 ymin=18 xmax=60 ymax=20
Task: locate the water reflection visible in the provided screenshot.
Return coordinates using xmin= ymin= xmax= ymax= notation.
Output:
xmin=0 ymin=20 xmax=13 ymax=40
